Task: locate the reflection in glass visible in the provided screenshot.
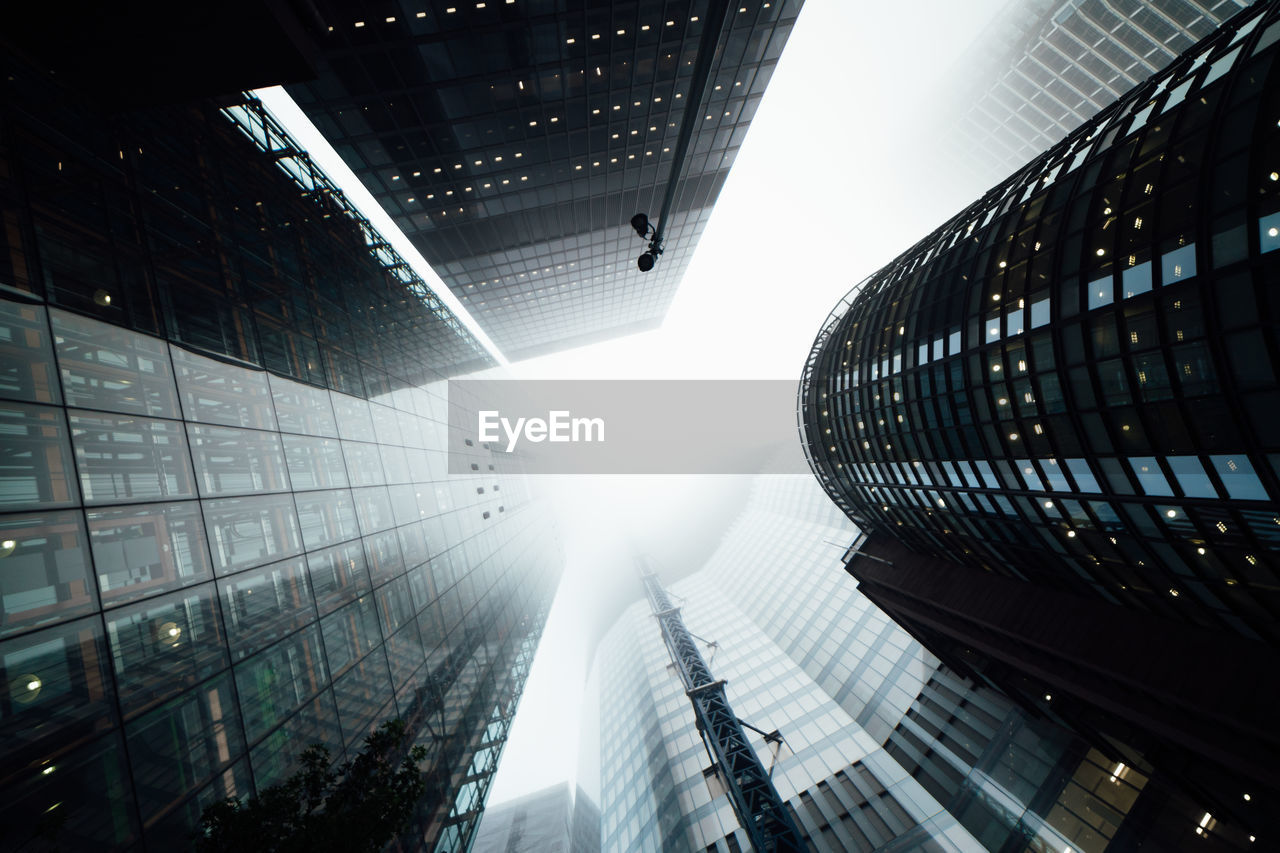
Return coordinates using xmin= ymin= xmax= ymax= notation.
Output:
xmin=188 ymin=424 xmax=291 ymax=497
xmin=105 ymin=584 xmax=228 ymax=716
xmin=248 ymin=689 xmax=343 ymax=789
xmin=88 ymin=501 xmax=214 ymax=606
xmin=203 ymin=494 xmax=304 ymax=576
xmin=0 ymin=511 xmax=96 ymax=637
xmin=0 ymin=299 xmax=61 ymax=405
xmin=364 ymin=529 xmax=405 ymax=585
xmin=0 ymin=616 xmax=116 ymax=748
xmin=70 ymin=411 xmax=197 ymax=503
xmin=1121 ymin=262 xmax=1152 ymax=298
xmin=124 ymin=673 xmax=247 ymax=829
xmin=268 ymin=373 xmax=338 ymax=437
xmin=219 ymin=557 xmax=315 ymax=660
xmin=171 ymin=347 xmax=276 ymax=430
xmin=332 ymin=649 xmax=395 ymax=751
xmin=352 ymin=486 xmax=396 ymax=535
xmin=282 ymin=434 xmax=349 ymax=491
xmin=330 ymin=392 xmax=375 ymax=442
xmin=307 ymin=541 xmax=372 ymax=617
xmin=0 ymin=402 xmax=79 ymax=510
xmin=1087 ymin=276 xmax=1112 ymax=309
xmin=233 ymin=623 xmax=328 ymax=745
xmin=50 ymin=309 xmax=179 ymax=417
xmin=342 ymin=440 xmax=386 ymax=487
xmin=1161 ymin=244 xmax=1197 ymax=281
xmin=1165 ymin=456 xmax=1217 ymax=498
xmin=1128 ymin=457 xmax=1173 ymax=496
xmin=0 ymin=730 xmax=140 ymax=851
xmin=1261 ymin=212 xmax=1280 ymax=254
xmin=1210 ymin=455 xmax=1268 ymax=500
xmin=295 ymin=488 xmax=361 ymax=550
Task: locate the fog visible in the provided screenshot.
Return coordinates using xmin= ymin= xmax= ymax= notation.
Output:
xmin=484 ymin=0 xmax=1014 ymax=806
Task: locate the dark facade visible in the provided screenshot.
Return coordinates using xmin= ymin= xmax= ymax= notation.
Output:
xmin=286 ymin=0 xmax=804 ymax=360
xmin=801 ymin=1 xmax=1280 ymax=847
xmin=0 ymin=53 xmax=560 ymax=853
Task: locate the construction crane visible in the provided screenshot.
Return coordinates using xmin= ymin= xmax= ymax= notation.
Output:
xmin=640 ymin=567 xmax=809 ymax=852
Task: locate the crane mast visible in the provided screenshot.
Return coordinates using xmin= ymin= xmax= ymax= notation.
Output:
xmin=640 ymin=569 xmax=808 ymax=852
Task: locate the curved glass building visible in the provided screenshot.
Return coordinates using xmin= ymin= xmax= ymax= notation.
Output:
xmin=800 ymin=1 xmax=1280 ymax=845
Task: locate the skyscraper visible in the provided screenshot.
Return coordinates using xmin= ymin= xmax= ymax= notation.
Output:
xmin=938 ymin=0 xmax=1248 ymax=183
xmin=0 ymin=51 xmax=560 ymax=853
xmin=800 ymin=0 xmax=1279 ymax=844
xmin=591 ymin=475 xmax=1171 ymax=851
xmin=286 ymin=0 xmax=805 ymax=360
xmin=471 ymin=782 xmax=601 ymax=853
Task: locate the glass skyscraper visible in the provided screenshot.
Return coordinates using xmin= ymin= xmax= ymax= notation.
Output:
xmin=471 ymin=782 xmax=601 ymax=853
xmin=286 ymin=0 xmax=805 ymax=360
xmin=0 ymin=52 xmax=561 ymax=853
xmin=590 ymin=475 xmax=1162 ymax=851
xmin=801 ymin=1 xmax=1279 ymax=846
xmin=939 ymin=0 xmax=1247 ymax=184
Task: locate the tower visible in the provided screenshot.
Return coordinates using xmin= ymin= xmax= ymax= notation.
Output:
xmin=800 ymin=2 xmax=1280 ymax=843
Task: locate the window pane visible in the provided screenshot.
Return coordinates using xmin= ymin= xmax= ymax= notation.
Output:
xmin=104 ymin=583 xmax=227 ymax=716
xmin=87 ymin=501 xmax=214 ymax=606
xmin=124 ymin=673 xmax=247 ymax=829
xmin=1087 ymin=275 xmax=1112 ymax=309
xmin=50 ymin=309 xmax=179 ymax=417
xmin=171 ymin=347 xmax=276 ymax=430
xmin=268 ymin=374 xmax=338 ymax=437
xmin=233 ymin=623 xmax=328 ymax=745
xmin=0 ymin=299 xmax=61 ymax=405
xmin=330 ymin=393 xmax=375 ymax=442
xmin=1030 ymin=297 xmax=1050 ymax=328
xmin=70 ymin=411 xmax=196 ymax=503
xmin=1166 ymin=456 xmax=1217 ymax=498
xmin=1 ymin=616 xmax=116 ymax=749
xmin=282 ymin=434 xmax=349 ymax=491
xmin=1210 ymin=455 xmax=1268 ymax=500
xmin=0 ymin=402 xmax=79 ymax=510
xmin=1121 ymin=261 xmax=1152 ymax=298
xmin=188 ymin=425 xmax=290 ymax=497
xmin=1065 ymin=459 xmax=1101 ymax=493
xmin=1161 ymin=243 xmax=1197 ymax=282
xmin=0 ymin=511 xmax=96 ymax=637
xmin=219 ymin=556 xmax=315 ymax=660
xmin=248 ymin=689 xmax=343 ymax=789
xmin=295 ymin=488 xmax=361 ymax=551
xmin=1128 ymin=457 xmax=1173 ymax=496
xmin=0 ymin=730 xmax=140 ymax=849
xmin=342 ymin=440 xmax=386 ymax=487
xmin=306 ymin=541 xmax=372 ymax=617
xmin=1261 ymin=212 xmax=1280 ymax=254
xmin=203 ymin=494 xmax=304 ymax=576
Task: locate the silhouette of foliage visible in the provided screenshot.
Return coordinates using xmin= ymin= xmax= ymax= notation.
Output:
xmin=196 ymin=719 xmax=428 ymax=853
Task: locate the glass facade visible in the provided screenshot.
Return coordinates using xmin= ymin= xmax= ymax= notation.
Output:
xmin=0 ymin=55 xmax=560 ymax=853
xmin=287 ymin=0 xmax=805 ymax=360
xmin=801 ymin=2 xmax=1279 ymax=846
xmin=940 ymin=0 xmax=1247 ymax=184
xmin=592 ymin=476 xmax=1154 ymax=852
xmin=803 ymin=1 xmax=1280 ymax=641
xmin=472 ymin=782 xmax=601 ymax=853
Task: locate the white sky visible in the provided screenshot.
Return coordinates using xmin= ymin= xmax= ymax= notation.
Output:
xmin=259 ymin=0 xmax=1012 ymax=813
xmin=486 ymin=0 xmax=1011 ymax=806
